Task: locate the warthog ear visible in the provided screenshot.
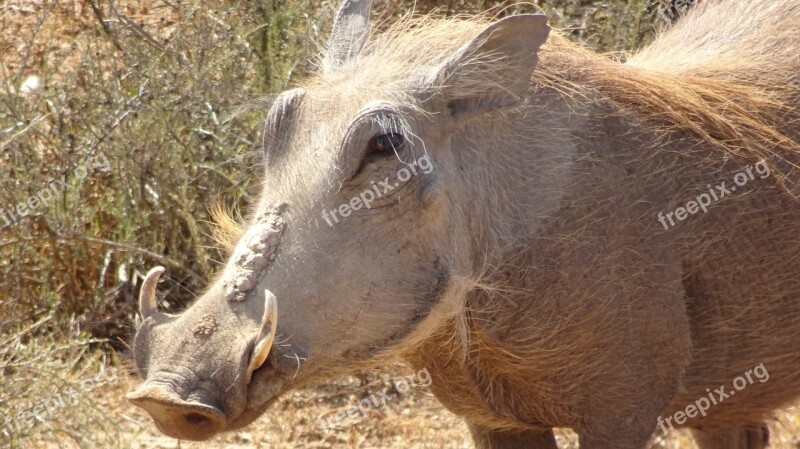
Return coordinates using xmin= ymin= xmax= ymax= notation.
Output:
xmin=322 ymin=0 xmax=373 ymax=73
xmin=425 ymin=14 xmax=550 ymax=121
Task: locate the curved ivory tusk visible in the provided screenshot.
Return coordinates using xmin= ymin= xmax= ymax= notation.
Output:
xmin=139 ymin=266 xmax=165 ymax=320
xmin=247 ymin=290 xmax=278 ymax=381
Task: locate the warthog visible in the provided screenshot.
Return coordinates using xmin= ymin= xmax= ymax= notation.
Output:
xmin=127 ymin=0 xmax=800 ymax=447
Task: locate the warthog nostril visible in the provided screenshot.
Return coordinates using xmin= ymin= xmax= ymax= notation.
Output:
xmin=127 ymin=385 xmax=227 ymax=440
xmin=185 ymin=412 xmax=211 ymax=426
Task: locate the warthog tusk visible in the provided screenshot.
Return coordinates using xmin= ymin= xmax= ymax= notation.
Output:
xmin=247 ymin=290 xmax=278 ymax=381
xmin=139 ymin=266 xmax=165 ymax=320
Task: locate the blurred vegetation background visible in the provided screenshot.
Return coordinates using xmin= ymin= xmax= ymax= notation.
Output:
xmin=0 ymin=0 xmax=677 ymax=446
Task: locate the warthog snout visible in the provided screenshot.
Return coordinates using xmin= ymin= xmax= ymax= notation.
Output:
xmin=126 ymin=384 xmax=226 ymax=441
xmin=127 ymin=264 xmax=281 ymax=440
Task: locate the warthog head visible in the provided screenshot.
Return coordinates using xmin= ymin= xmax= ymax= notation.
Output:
xmin=128 ymin=0 xmax=552 ymax=440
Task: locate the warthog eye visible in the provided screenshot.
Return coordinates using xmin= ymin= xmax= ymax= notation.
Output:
xmin=369 ymin=133 xmax=405 ymax=155
xmin=350 ymin=130 xmax=409 ymax=178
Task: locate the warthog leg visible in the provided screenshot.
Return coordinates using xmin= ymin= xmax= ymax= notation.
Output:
xmin=691 ymin=424 xmax=770 ymax=449
xmin=468 ymin=425 xmax=558 ymax=449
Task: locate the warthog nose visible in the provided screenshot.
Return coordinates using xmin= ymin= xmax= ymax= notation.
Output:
xmin=126 ymin=385 xmax=226 ymax=441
